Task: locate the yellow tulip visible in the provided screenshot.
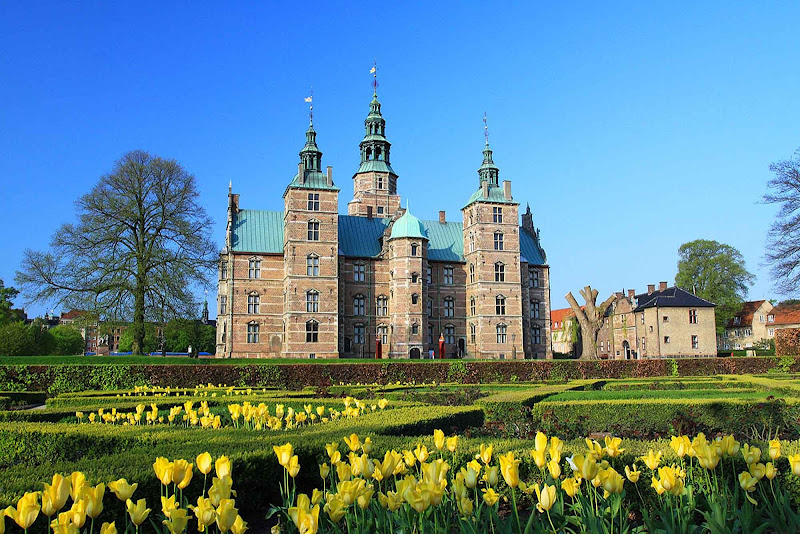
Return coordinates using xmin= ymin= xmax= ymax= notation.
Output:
xmin=196 ymin=452 xmax=213 ymax=475
xmin=548 ymin=460 xmax=562 ymax=479
xmin=272 ymin=443 xmax=293 ymax=468
xmin=324 ymin=494 xmax=347 ymax=522
xmin=447 ymin=436 xmax=459 ymax=453
xmin=534 ymin=483 xmax=557 ymax=512
xmin=161 ymin=495 xmax=180 ymax=519
xmin=325 ymin=442 xmax=339 ymax=459
xmin=789 ymin=454 xmax=800 ymax=476
xmin=625 ymin=464 xmax=641 ymax=483
xmin=82 ymin=483 xmax=105 ymax=519
xmin=641 ymin=450 xmax=662 ymax=470
xmin=562 ymin=477 xmax=580 ymax=497
xmin=99 ymin=522 xmax=117 ymax=534
xmin=215 ymin=456 xmax=232 ymax=479
xmin=208 ymin=476 xmax=235 ymax=507
xmin=720 ymin=435 xmax=740 ymax=457
xmin=414 ymin=443 xmax=429 ymax=463
xmin=162 ymin=508 xmax=189 ymax=534
xmin=535 ymin=432 xmax=548 ymax=454
xmin=531 ymin=448 xmax=547 ymax=469
xmin=499 ymin=451 xmax=521 ymax=488
xmin=189 ymin=497 xmax=217 ymax=532
xmin=742 ymin=444 xmax=761 ymax=466
xmin=319 ymin=463 xmax=330 ymax=479
xmin=108 ymin=479 xmax=137 ymax=502
xmin=216 ymin=499 xmax=239 ymax=533
xmin=362 ymin=437 xmax=373 ymax=454
xmin=482 ymin=465 xmax=499 ymax=487
xmin=478 ymin=443 xmax=493 ymax=465
xmin=457 ymin=494 xmax=474 ymax=516
xmin=68 ymin=499 xmax=87 ymax=529
xmin=126 ymin=499 xmax=151 ymax=527
xmin=604 ymin=436 xmax=625 ymax=458
xmin=670 ymin=435 xmax=691 ymax=458
xmin=43 ymin=474 xmax=71 ymax=515
xmin=433 ymin=429 xmax=445 ymax=451
xmin=749 ymin=462 xmax=767 ymax=481
xmin=357 ymin=486 xmax=374 ymax=510
xmin=70 ymin=472 xmax=87 ymax=502
xmin=287 ymin=455 xmax=301 ymax=478
xmin=769 ymin=439 xmax=781 ymax=461
xmin=765 ymin=462 xmax=778 ymax=480
xmin=50 ymin=518 xmax=78 ymax=534
xmin=173 ymin=459 xmax=194 ymax=489
xmin=598 ymin=468 xmax=624 ymax=494
xmin=739 ymin=471 xmax=758 ymax=492
xmin=344 ymin=433 xmax=361 ymax=452
xmin=482 ymin=487 xmax=500 ymax=506
xmin=549 ymin=437 xmax=564 ymax=463
xmin=580 ymin=455 xmax=599 ymax=481
xmin=4 ymin=492 xmax=40 ymax=530
xmin=651 ymin=476 xmax=666 ymax=495
xmin=694 ymin=444 xmax=720 ymax=470
xmin=230 ymin=515 xmax=248 ymax=534
xmin=585 ymin=438 xmax=605 ymax=459
xmin=402 ymin=449 xmax=417 ymax=468
xmin=153 ymin=457 xmax=175 ymax=486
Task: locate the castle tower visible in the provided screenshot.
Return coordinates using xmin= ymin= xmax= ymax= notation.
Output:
xmin=347 ymin=87 xmax=401 ymax=218
xmin=387 ymin=208 xmax=428 ymax=358
xmin=282 ymin=118 xmax=340 ymax=358
xmin=461 ymin=138 xmax=524 ymax=359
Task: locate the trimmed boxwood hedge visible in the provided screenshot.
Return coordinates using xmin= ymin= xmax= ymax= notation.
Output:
xmin=1 ymin=357 xmax=799 ymax=394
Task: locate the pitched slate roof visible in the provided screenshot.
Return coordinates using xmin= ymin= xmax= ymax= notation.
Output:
xmin=231 ymin=209 xmax=545 ymax=265
xmin=634 ymin=286 xmax=715 ymax=311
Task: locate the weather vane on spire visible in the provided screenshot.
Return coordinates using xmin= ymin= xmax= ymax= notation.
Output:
xmin=483 ymin=112 xmax=489 ymax=145
xmin=304 ymin=87 xmax=314 ymax=124
xmin=370 ymin=59 xmax=378 ymax=96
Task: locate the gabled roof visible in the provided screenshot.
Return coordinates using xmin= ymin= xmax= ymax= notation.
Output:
xmin=726 ymin=300 xmax=767 ymax=328
xmin=230 ymin=209 xmax=545 ymax=265
xmin=634 ymin=286 xmax=715 ymax=311
xmin=60 ymin=309 xmax=88 ymax=320
xmin=770 ymin=303 xmax=800 ymax=325
xmin=550 ymin=307 xmax=577 ymax=329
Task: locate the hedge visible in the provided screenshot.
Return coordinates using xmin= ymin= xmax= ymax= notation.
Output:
xmin=2 ymin=357 xmax=800 ymax=394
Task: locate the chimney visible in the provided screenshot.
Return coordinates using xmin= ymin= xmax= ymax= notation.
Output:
xmin=503 ymin=180 xmax=512 ymax=200
xmin=298 ymin=163 xmax=305 ymax=184
xmin=659 ymin=281 xmax=668 ymax=291
xmin=647 ymin=284 xmax=655 ymax=295
xmin=482 ymin=181 xmax=489 ymax=198
xmin=366 ymin=206 xmax=373 ymax=219
xmin=628 ymin=289 xmax=635 ymax=299
xmin=439 ymin=211 xmax=446 ymax=224
xmin=615 ymin=291 xmax=623 ymax=298
xmin=326 ymin=166 xmax=333 ymax=186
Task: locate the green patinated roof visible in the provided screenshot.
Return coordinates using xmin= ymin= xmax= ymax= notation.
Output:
xmin=389 ymin=210 xmax=428 ymax=241
xmin=462 ymin=185 xmax=520 ymax=209
xmin=231 ymin=210 xmax=545 ymax=265
xmin=355 ymin=160 xmax=396 ymax=175
xmin=286 ymin=171 xmax=340 ymax=193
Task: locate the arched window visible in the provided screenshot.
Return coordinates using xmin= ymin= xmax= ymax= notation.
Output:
xmin=495 ymin=262 xmax=505 ymax=282
xmin=411 ymin=293 xmax=419 ymax=305
xmin=376 ymin=296 xmax=388 ymax=316
xmin=307 ymin=254 xmax=319 ymax=276
xmin=247 ymin=293 xmax=260 ymax=314
xmin=308 ymin=220 xmax=320 ymax=241
xmin=496 ymin=323 xmax=507 ymax=343
xmin=469 ymin=233 xmax=475 ymax=252
xmin=494 ymin=232 xmax=504 ymax=251
xmin=306 ymin=320 xmax=319 ymax=342
xmin=470 ymin=323 xmax=477 ymax=343
xmin=306 ymin=290 xmax=319 ymax=312
xmin=411 ymin=272 xmax=419 ymax=283
xmin=411 ymin=243 xmax=419 ymax=257
xmin=469 ymin=263 xmax=475 ymax=284
xmin=353 ymin=295 xmax=366 ymax=316
xmin=470 ymin=297 xmax=476 ymax=316
xmin=411 ymin=322 xmax=419 ymax=335
xmin=444 ymin=297 xmax=455 ymax=317
xmin=496 ymin=295 xmax=506 ymax=315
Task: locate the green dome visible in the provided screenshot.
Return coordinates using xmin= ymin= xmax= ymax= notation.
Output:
xmin=389 ymin=209 xmax=428 ymax=241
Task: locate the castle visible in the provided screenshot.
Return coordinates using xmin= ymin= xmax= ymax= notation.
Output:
xmin=216 ymin=88 xmax=551 ymax=359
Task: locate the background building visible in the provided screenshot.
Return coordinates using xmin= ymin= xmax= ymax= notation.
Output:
xmin=719 ymin=300 xmax=774 ymax=351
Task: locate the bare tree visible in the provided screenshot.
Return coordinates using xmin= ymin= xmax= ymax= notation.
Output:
xmin=764 ymin=148 xmax=800 ymax=295
xmin=565 ymin=286 xmax=615 ymax=360
xmin=16 ymin=151 xmax=217 ymax=354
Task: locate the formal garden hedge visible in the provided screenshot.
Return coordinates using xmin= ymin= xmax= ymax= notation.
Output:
xmin=2 ymin=356 xmax=800 ymax=394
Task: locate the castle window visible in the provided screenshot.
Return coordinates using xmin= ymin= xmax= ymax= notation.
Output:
xmin=377 ymin=176 xmax=385 ymax=190
xmin=470 ymin=323 xmax=476 ymax=343
xmin=469 ymin=233 xmax=475 ymax=252
xmin=443 ymin=267 xmax=454 ymax=285
xmin=307 ymin=220 xmax=320 ymax=241
xmin=377 ymin=325 xmax=388 ymax=344
xmin=689 ymin=309 xmax=697 ymax=324
xmin=306 ymin=320 xmax=319 ymax=342
xmin=691 ymin=335 xmax=699 ymax=349
xmin=493 ymin=207 xmax=503 ymax=223
xmin=533 ymin=326 xmax=541 ymax=345
xmin=411 ymin=243 xmax=419 ymax=256
xmin=530 ymin=269 xmax=539 ymax=288
xmin=411 ymin=323 xmax=419 ymax=335
xmin=470 ymin=297 xmax=476 ymax=316
xmin=247 ymin=323 xmax=259 ymax=343
xmin=220 ymin=296 xmax=227 ymax=315
xmin=248 ymin=259 xmax=261 ymax=279
xmin=444 ymin=297 xmax=454 ymax=317
xmin=354 ymin=263 xmax=365 ymax=282
xmin=221 ymin=323 xmax=226 ymax=343
xmin=495 ymin=262 xmax=505 ymax=282
xmin=354 ymin=295 xmax=366 ymax=316
xmin=494 ymin=232 xmax=504 ymax=251
xmin=307 ymin=254 xmax=319 ymax=276
xmin=427 ymin=298 xmax=433 ymax=317
xmin=428 ymin=325 xmax=434 ymax=345
xmin=377 ymin=296 xmax=388 ymax=316
xmin=445 ymin=325 xmax=455 ymax=344
xmin=220 ymin=261 xmax=228 ymax=279
xmin=354 ymin=325 xmax=365 ymax=344
xmin=496 ymin=323 xmax=507 ymax=344
xmin=247 ymin=293 xmax=260 ymax=314
xmin=307 ymin=193 xmax=320 ymax=211
xmin=412 ymin=272 xmax=419 ymax=283
xmin=496 ymin=295 xmax=506 ymax=316
xmin=411 ymin=293 xmax=419 ymax=305
xmin=469 ymin=264 xmax=475 ymax=283
xmin=306 ymin=290 xmax=319 ymax=312
xmin=377 ymin=206 xmax=384 ymax=215
xmin=426 ymin=267 xmax=432 ymax=284
xmin=532 ymin=301 xmax=541 ymax=319
xmin=469 ymin=211 xmax=474 ymax=225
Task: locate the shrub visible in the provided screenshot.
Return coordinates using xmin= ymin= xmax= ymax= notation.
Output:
xmin=0 ymin=322 xmax=36 ymax=356
xmin=47 ymin=325 xmax=86 ymax=355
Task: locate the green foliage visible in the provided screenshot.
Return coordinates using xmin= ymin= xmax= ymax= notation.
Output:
xmin=675 ymin=239 xmax=756 ymax=333
xmin=118 ymin=323 xmax=158 ymax=353
xmin=0 ymin=322 xmax=36 ymax=356
xmin=447 ymin=360 xmax=468 ymax=381
xmin=669 ymin=358 xmax=679 ymax=376
xmin=0 ymin=279 xmax=19 ymax=326
xmin=163 ymin=318 xmax=216 ymax=353
xmin=47 ymin=325 xmax=85 ymax=355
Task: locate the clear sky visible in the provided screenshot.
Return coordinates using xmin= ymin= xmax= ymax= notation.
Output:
xmin=2 ymin=1 xmax=798 ymax=319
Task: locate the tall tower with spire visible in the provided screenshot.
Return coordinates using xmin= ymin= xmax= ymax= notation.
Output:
xmin=347 ymin=76 xmax=401 ymax=218
xmin=282 ymin=110 xmax=340 ymax=358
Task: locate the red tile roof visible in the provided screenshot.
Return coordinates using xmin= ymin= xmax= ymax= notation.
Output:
xmin=551 ymin=307 xmax=576 ymax=330
xmin=60 ymin=309 xmax=88 ymax=320
xmin=771 ymin=303 xmax=800 ymax=326
xmin=726 ymin=300 xmax=766 ymax=328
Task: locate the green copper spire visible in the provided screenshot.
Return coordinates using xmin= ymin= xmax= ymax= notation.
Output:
xmin=478 ymin=140 xmax=500 ymax=186
xmin=299 ymin=121 xmax=322 ymax=172
xmin=357 ymin=82 xmax=395 ymax=175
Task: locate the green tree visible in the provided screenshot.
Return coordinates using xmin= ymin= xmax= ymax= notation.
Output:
xmin=675 ymin=239 xmax=755 ymax=333
xmin=163 ymin=319 xmax=216 ymax=353
xmin=0 ymin=322 xmax=36 ymax=356
xmin=48 ymin=325 xmax=86 ymax=355
xmin=118 ymin=323 xmax=158 ymax=354
xmin=15 ymin=151 xmax=217 ymax=354
xmin=0 ymin=279 xmax=20 ymax=325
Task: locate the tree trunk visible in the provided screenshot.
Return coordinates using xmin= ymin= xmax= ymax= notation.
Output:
xmin=565 ymin=286 xmax=616 ymax=361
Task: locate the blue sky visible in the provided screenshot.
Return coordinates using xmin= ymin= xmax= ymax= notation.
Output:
xmin=1 ymin=1 xmax=798 ymax=319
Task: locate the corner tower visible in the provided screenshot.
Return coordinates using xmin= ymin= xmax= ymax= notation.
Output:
xmin=282 ymin=117 xmax=340 ymax=358
xmin=347 ymin=87 xmax=401 ymax=218
xmin=461 ymin=136 xmax=524 ymax=359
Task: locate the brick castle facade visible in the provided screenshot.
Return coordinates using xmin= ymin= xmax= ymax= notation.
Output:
xmin=216 ymin=90 xmax=551 ymax=359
